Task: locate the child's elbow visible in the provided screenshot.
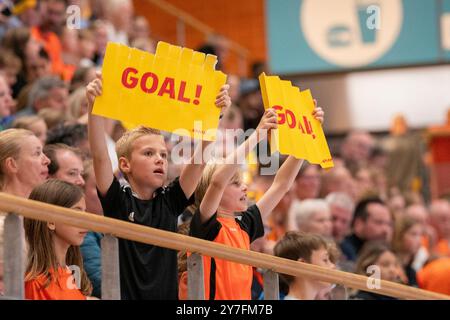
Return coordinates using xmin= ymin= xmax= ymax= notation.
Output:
xmin=210 ymin=176 xmax=226 ymax=190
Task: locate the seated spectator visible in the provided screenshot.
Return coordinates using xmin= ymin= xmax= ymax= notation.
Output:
xmin=429 ymin=199 xmax=450 ymax=257
xmin=46 ymin=123 xmax=90 ymax=157
xmin=325 ymin=192 xmax=355 ymax=244
xmin=104 ymin=0 xmax=133 ymax=45
xmin=90 ymin=20 xmax=108 ymax=66
xmin=340 ymin=130 xmax=375 ymax=175
xmin=12 ymin=115 xmax=48 ymax=145
xmin=1 ymin=27 xmax=41 ymax=97
xmin=352 ymin=242 xmax=404 ymax=300
xmin=392 ymin=216 xmax=423 ymax=286
xmin=237 ymin=78 xmax=263 ymax=131
xmin=404 ymin=204 xmax=434 ymax=270
xmin=0 ymin=128 xmax=50 ymax=197
xmin=25 ymin=47 xmax=52 ymax=84
xmin=288 ymin=199 xmax=332 ymax=238
xmin=17 ymin=76 xmax=68 ymax=118
xmin=0 ymin=49 xmax=22 ymax=87
xmin=78 ymin=29 xmax=97 ymax=66
xmin=24 ymin=179 xmax=95 ymax=300
xmin=70 ymin=66 xmax=97 ymax=93
xmin=294 ymin=163 xmax=321 ymax=201
xmin=274 ymin=232 xmax=336 ymax=300
xmin=0 ymin=74 xmax=14 ymax=130
xmin=417 ymin=257 xmax=450 ymax=295
xmin=129 ymin=16 xmax=151 ymax=44
xmin=340 ymin=197 xmax=393 ymax=262
xmin=320 ymin=166 xmax=355 ymax=199
xmin=68 ymin=87 xmax=89 ymax=122
xmin=31 ymin=0 xmax=70 ymax=79
xmin=44 ymin=143 xmax=85 ymax=187
xmin=0 ymin=128 xmax=50 ymax=292
xmin=354 ymin=166 xmax=377 ymax=200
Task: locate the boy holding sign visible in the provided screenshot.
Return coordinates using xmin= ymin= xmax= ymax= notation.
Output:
xmin=86 ymin=74 xmax=231 ymax=300
xmin=189 ymin=104 xmax=324 ymax=300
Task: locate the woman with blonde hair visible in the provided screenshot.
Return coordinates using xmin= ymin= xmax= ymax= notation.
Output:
xmin=0 ymin=128 xmax=50 ymax=197
xmin=392 ymin=216 xmax=423 ymax=286
xmin=24 ymin=179 xmax=95 ymax=300
xmin=0 ymin=128 xmax=50 ymax=294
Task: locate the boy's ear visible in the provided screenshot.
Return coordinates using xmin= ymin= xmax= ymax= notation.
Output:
xmin=47 ymin=222 xmax=56 ymax=231
xmin=4 ymin=157 xmax=18 ymax=174
xmin=119 ymin=156 xmax=131 ymax=174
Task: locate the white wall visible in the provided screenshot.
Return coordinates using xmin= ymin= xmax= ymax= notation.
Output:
xmin=291 ymin=65 xmax=450 ymax=133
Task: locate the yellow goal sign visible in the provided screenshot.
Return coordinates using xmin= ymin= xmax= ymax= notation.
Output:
xmin=93 ymin=41 xmax=227 ymax=141
xmin=259 ymin=73 xmax=334 ymax=168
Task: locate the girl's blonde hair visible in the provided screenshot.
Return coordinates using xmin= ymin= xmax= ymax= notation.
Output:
xmin=24 ymin=179 xmax=92 ymax=296
xmin=0 ymin=129 xmax=35 ymax=190
xmin=193 ymin=159 xmax=243 ymax=208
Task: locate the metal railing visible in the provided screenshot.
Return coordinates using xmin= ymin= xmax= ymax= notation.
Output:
xmin=1 ymin=191 xmax=449 ymax=300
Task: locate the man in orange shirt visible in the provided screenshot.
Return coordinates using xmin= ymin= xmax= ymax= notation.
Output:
xmin=417 ymin=257 xmax=450 ymax=295
xmin=31 ymin=0 xmax=73 ymax=80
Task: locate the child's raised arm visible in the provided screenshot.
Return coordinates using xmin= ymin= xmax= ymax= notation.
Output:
xmin=256 ymin=105 xmax=324 ymax=219
xmin=198 ymin=108 xmax=278 ymax=223
xmin=179 ymin=84 xmax=231 ymax=199
xmin=86 ymin=74 xmax=114 ymax=196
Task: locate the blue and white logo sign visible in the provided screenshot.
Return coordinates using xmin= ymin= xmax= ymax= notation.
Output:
xmin=301 ymin=0 xmax=403 ymax=67
xmin=266 ymin=0 xmax=442 ymax=74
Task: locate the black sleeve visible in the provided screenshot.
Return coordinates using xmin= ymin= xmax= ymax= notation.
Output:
xmin=162 ymin=176 xmax=195 ymax=217
xmin=237 ymin=204 xmax=264 ymax=243
xmin=97 ymin=177 xmax=124 ymax=220
xmin=189 ymin=208 xmax=222 ymax=241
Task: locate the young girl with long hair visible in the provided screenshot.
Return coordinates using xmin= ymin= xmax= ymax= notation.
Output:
xmin=24 ymin=179 xmax=95 ymax=300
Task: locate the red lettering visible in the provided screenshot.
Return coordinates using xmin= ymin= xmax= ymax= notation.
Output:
xmin=272 ymin=105 xmax=286 ymax=124
xmin=193 ymin=85 xmax=202 ymax=105
xmin=158 ymin=77 xmax=176 ymax=99
xmin=140 ymin=72 xmax=158 ymax=93
xmin=177 ymin=81 xmax=190 ymax=103
xmin=298 ymin=120 xmax=305 ymax=133
xmin=285 ymin=109 xmax=296 ymax=129
xmin=303 ymin=116 xmax=316 ymax=139
xmin=122 ymin=67 xmax=139 ymax=88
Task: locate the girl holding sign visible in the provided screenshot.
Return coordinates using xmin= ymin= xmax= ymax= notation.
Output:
xmin=189 ymin=105 xmax=324 ymax=300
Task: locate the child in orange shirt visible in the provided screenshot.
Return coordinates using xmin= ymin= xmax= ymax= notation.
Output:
xmin=189 ymin=105 xmax=324 ymax=299
xmin=24 ymin=179 xmax=95 ymax=300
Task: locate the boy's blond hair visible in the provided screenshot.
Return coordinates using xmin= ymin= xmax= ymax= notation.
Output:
xmin=194 ymin=159 xmax=243 ymax=208
xmin=115 ymin=126 xmax=162 ymax=178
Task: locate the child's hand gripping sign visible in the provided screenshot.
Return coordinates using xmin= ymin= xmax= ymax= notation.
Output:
xmin=259 ymin=73 xmax=334 ymax=169
xmin=92 ymin=41 xmax=227 ymax=141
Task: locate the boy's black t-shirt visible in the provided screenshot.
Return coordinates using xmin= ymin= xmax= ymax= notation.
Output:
xmin=98 ymin=176 xmax=192 ymax=300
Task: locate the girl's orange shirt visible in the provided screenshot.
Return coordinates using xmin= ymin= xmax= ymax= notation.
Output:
xmin=25 ymin=267 xmax=86 ymax=300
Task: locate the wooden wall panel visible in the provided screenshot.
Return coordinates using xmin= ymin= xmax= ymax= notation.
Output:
xmin=133 ymin=0 xmax=267 ymax=76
